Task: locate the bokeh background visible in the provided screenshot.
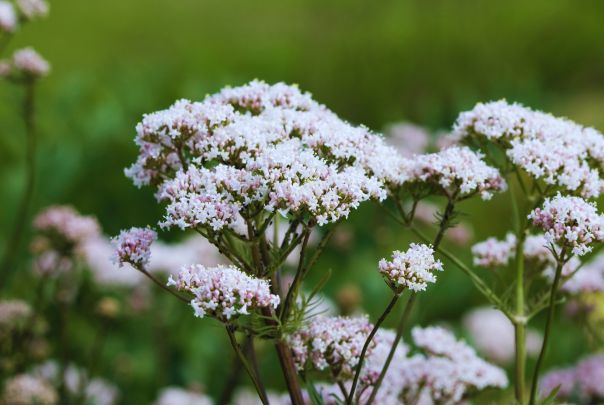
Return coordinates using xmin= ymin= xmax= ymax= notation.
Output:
xmin=2 ymin=0 xmax=604 ymax=402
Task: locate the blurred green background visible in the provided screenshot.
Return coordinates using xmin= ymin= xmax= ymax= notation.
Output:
xmin=2 ymin=0 xmax=604 ymax=402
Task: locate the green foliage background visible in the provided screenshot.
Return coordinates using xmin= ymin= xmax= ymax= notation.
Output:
xmin=2 ymin=0 xmax=604 ymax=402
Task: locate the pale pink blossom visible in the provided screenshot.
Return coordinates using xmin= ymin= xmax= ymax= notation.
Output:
xmin=13 ymin=47 xmax=50 ymax=77
xmin=287 ymin=315 xmax=373 ymax=377
xmin=404 ymin=146 xmax=506 ymax=200
xmin=111 ymin=227 xmax=157 ymax=268
xmin=453 ymin=100 xmax=604 ymax=198
xmin=2 ymin=374 xmax=57 ymax=405
xmin=169 ymin=264 xmax=280 ymax=320
xmin=0 ymin=299 xmax=32 ymax=330
xmin=16 ymin=0 xmax=48 ymax=19
xmin=154 ymin=387 xmax=213 ymax=405
xmin=0 ymin=1 xmax=17 ymax=32
xmin=529 ymin=194 xmax=604 ymax=256
xmin=471 ymin=233 xmax=516 ymax=268
xmin=539 ymin=367 xmax=576 ymax=400
xmin=575 ymin=353 xmax=604 ymax=399
xmin=378 ymin=244 xmax=443 ymax=292
xmin=463 ymin=307 xmax=542 ymax=364
xmin=384 ymin=122 xmax=430 ymax=157
xmin=561 ymin=254 xmax=604 ymax=294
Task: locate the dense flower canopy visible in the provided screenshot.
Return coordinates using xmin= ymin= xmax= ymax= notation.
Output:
xmin=126 ymin=80 xmax=399 ymax=231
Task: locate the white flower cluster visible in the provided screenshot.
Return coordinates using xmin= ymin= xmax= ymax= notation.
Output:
xmin=529 ymin=194 xmax=604 ymax=256
xmin=0 ymin=1 xmax=16 ymax=32
xmin=539 ymin=354 xmax=604 ymax=401
xmin=463 ymin=307 xmax=542 ymax=364
xmin=403 ymin=146 xmax=507 ymax=200
xmin=154 ymin=387 xmax=213 ymax=405
xmin=32 ymin=361 xmax=119 ymax=405
xmin=33 ymin=205 xmax=100 ymax=245
xmin=0 ymin=299 xmax=32 ymax=330
xmin=471 ymin=233 xmax=516 ymax=268
xmin=561 ymin=254 xmax=604 ymax=294
xmin=287 ymin=315 xmax=373 ymax=377
xmin=111 ymin=227 xmax=157 ymax=268
xmin=31 ymin=205 xmax=100 ymax=275
xmin=0 ymin=47 xmax=51 ymax=78
xmin=312 ymin=325 xmax=508 ymax=404
xmin=378 ymin=244 xmax=443 ymax=292
xmin=2 ymin=374 xmax=57 ymax=405
xmin=453 ymin=100 xmax=604 ymax=198
xmin=168 ymin=264 xmax=280 ymax=320
xmin=126 ymin=81 xmax=395 ymax=231
xmin=16 ymin=0 xmax=48 ymax=19
xmin=404 ymin=326 xmax=509 ymax=403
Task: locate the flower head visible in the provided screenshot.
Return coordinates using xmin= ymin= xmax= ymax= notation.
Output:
xmin=378 ymin=244 xmax=443 ymax=292
xmin=539 ymin=367 xmax=576 ymax=400
xmin=0 ymin=299 xmax=32 ymax=331
xmin=111 ymin=227 xmax=157 ymax=268
xmin=575 ymin=353 xmax=604 ymax=399
xmin=168 ymin=264 xmax=280 ymax=320
xmin=408 ymin=326 xmax=508 ymax=403
xmin=529 ymin=194 xmax=604 ymax=256
xmin=471 ymin=233 xmax=516 ymax=268
xmin=404 ymin=146 xmax=506 ymax=200
xmin=16 ymin=0 xmax=48 ymax=19
xmin=384 ymin=122 xmax=430 ymax=157
xmin=453 ymin=100 xmax=604 ymax=198
xmin=287 ymin=315 xmax=373 ymax=377
xmin=2 ymin=374 xmax=57 ymax=405
xmin=154 ymin=387 xmax=212 ymax=405
xmin=13 ymin=47 xmax=50 ymax=77
xmin=0 ymin=1 xmax=17 ymax=33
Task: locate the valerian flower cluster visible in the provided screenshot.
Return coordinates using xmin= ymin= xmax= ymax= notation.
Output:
xmin=378 ymin=244 xmax=443 ymax=292
xmin=169 ymin=264 xmax=280 ymax=321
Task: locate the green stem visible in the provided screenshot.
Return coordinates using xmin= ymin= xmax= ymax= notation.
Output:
xmin=346 ymin=293 xmax=400 ymax=404
xmin=514 ymin=233 xmax=527 ymax=404
xmin=138 ymin=266 xmax=189 ymax=303
xmin=528 ymin=257 xmax=565 ymax=405
xmin=0 ymin=81 xmax=37 ymax=289
xmin=225 ymin=326 xmax=269 ymax=405
xmin=365 ymin=293 xmax=416 ymax=404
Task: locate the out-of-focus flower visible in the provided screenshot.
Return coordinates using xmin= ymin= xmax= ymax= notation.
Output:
xmin=0 ymin=59 xmax=11 ymax=77
xmin=529 ymin=194 xmax=604 ymax=256
xmin=169 ymin=264 xmax=280 ymax=320
xmin=575 ymin=353 xmax=604 ymax=399
xmin=154 ymin=387 xmax=213 ymax=405
xmin=95 ymin=298 xmax=120 ymax=319
xmin=453 ymin=100 xmax=604 ymax=198
xmin=0 ymin=1 xmax=17 ymax=32
xmin=31 ymin=206 xmax=100 ymax=275
xmin=2 ymin=374 xmax=57 ymax=405
xmin=357 ymin=329 xmax=409 ymax=403
xmin=561 ymin=253 xmax=604 ymax=294
xmin=378 ymin=244 xmax=443 ymax=292
xmin=12 ymin=47 xmax=50 ymax=77
xmin=472 ymin=233 xmax=516 ymax=268
xmin=384 ymin=122 xmax=430 ymax=157
xmin=0 ymin=299 xmax=31 ymax=329
xmin=539 ymin=367 xmax=576 ymax=400
xmin=463 ymin=307 xmax=542 ymax=364
xmin=233 ymin=388 xmax=291 ymax=405
xmin=16 ymin=0 xmax=48 ymax=19
xmin=403 ymin=146 xmax=507 ymax=200
xmin=446 ymin=224 xmax=473 ymax=246
xmin=111 ymin=227 xmax=157 ymax=269
xmin=407 ymin=326 xmax=508 ymax=403
xmin=287 ymin=315 xmax=373 ymax=378
xmin=31 ymin=361 xmax=119 ymax=405
xmin=336 ymin=284 xmax=362 ymax=315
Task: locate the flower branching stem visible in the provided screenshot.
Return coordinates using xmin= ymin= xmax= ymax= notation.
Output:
xmin=360 ymin=197 xmax=455 ymax=404
xmin=528 ymin=253 xmax=567 ymax=405
xmin=225 ymin=325 xmax=269 ymax=405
